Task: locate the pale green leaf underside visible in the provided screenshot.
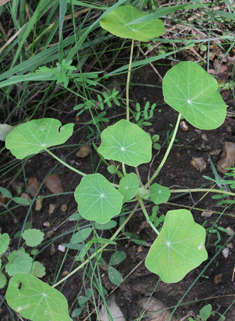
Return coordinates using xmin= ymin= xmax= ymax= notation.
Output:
xmin=6 ymin=273 xmax=70 ymax=321
xmin=98 ymin=119 xmax=152 ymax=167
xmin=6 ymin=118 xmax=74 ymax=159
xmin=163 ymin=61 xmax=227 ymax=129
xmin=150 ymin=183 xmax=170 ymax=205
xmin=119 ymin=173 xmax=139 ymax=202
xmin=100 ymin=5 xmax=165 ymax=41
xmin=75 ymin=173 xmax=123 ymax=224
xmin=0 ymin=233 xmax=10 ymax=255
xmin=145 ymin=209 xmax=207 ymax=283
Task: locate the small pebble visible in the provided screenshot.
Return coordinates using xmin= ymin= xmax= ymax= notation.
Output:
xmin=226 ymin=243 xmax=233 ymax=249
xmin=60 ymin=204 xmax=67 ymax=212
xmin=201 ymin=133 xmax=209 ymax=141
xmin=35 ymin=195 xmax=43 ymax=211
xmin=214 ymin=274 xmax=223 ymax=284
xmin=48 ymin=204 xmax=56 ymax=214
xmin=201 ymin=210 xmax=213 ymax=218
xmin=180 ymin=120 xmax=189 ymax=131
xmin=58 ymin=245 xmax=66 ymax=252
xmin=99 ymin=294 xmax=126 ymax=321
xmin=62 ymin=271 xmax=68 ymax=276
xmin=226 ymin=227 xmax=234 ymax=236
xmin=50 ymin=244 xmax=56 ymax=255
xmin=222 ymin=248 xmax=229 ymax=258
xmin=76 ymin=145 xmax=90 ymax=158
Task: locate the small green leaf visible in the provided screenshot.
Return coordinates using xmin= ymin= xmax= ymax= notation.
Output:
xmin=70 ymin=228 xmax=92 ymax=244
xmin=119 ymin=173 xmax=139 ymax=202
xmin=72 ymin=308 xmax=82 ymax=317
xmin=100 ymin=6 xmax=165 ymax=41
xmin=163 ymin=61 xmax=227 ymax=129
xmin=12 ymin=196 xmax=31 ymax=205
xmin=108 ymin=266 xmax=123 ymax=285
xmin=150 ymin=183 xmax=170 ymax=205
xmin=199 ymin=304 xmax=212 ymax=320
xmin=98 ymin=119 xmax=152 ymax=167
xmin=6 ymin=273 xmax=70 ymax=321
xmin=6 ymin=118 xmax=74 ymax=159
xmin=109 ymin=251 xmax=126 ymax=266
xmin=75 ymin=173 xmax=123 ymax=224
xmin=0 ymin=187 xmax=12 ymax=199
xmin=31 ymin=261 xmax=46 ymax=278
xmin=22 ymin=229 xmax=44 ymax=247
xmin=0 ymin=233 xmax=10 ymax=255
xmin=6 ymin=250 xmax=33 ymax=276
xmin=0 ymin=272 xmax=7 ymax=289
xmin=145 ymin=209 xmax=208 ymax=283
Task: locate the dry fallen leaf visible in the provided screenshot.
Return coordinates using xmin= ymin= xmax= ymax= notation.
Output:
xmin=27 ymin=177 xmax=41 ymax=197
xmin=214 ymin=274 xmax=223 ymax=284
xmin=48 ymin=203 xmax=56 ymax=214
xmin=217 ymin=142 xmax=235 ymax=174
xmin=45 ymin=174 xmax=63 ymax=194
xmin=191 ymin=157 xmax=206 ymax=172
xmin=35 ymin=195 xmax=43 ymax=211
xmin=76 ymin=145 xmax=90 ymax=158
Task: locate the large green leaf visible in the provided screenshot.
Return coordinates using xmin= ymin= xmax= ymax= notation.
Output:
xmin=6 ymin=118 xmax=74 ymax=159
xmin=163 ymin=61 xmax=227 ymax=130
xmin=6 ymin=273 xmax=70 ymax=321
xmin=119 ymin=173 xmax=139 ymax=202
xmin=145 ymin=209 xmax=207 ymax=283
xmin=74 ymin=173 xmax=123 ymax=224
xmin=98 ymin=120 xmax=152 ymax=167
xmin=100 ymin=5 xmax=165 ymax=41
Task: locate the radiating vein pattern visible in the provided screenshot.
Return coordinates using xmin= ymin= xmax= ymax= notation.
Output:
xmin=75 ymin=173 xmax=123 ymax=224
xmin=145 ymin=209 xmax=207 ymax=283
xmin=6 ymin=118 xmax=74 ymax=159
xmin=163 ymin=61 xmax=227 ymax=130
xmin=98 ymin=119 xmax=152 ymax=167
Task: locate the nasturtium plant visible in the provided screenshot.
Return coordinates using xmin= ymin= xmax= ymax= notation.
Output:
xmin=31 ymin=261 xmax=46 ymax=278
xmin=145 ymin=209 xmax=208 ymax=283
xmin=22 ymin=228 xmax=44 ymax=247
xmin=0 ymin=233 xmax=10 ymax=255
xmin=6 ymin=273 xmax=70 ymax=321
xmin=6 ymin=250 xmax=33 ymax=276
xmin=100 ymin=5 xmax=165 ymax=41
xmin=98 ymin=119 xmax=152 ymax=167
xmin=5 ymin=118 xmax=74 ymax=159
xmin=75 ymin=173 xmax=123 ymax=224
xmin=119 ymin=173 xmax=139 ymax=202
xmin=150 ymin=183 xmax=170 ymax=205
xmin=163 ymin=61 xmax=227 ymax=130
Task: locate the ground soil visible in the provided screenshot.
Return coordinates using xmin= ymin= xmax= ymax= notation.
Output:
xmin=1 ymin=61 xmax=235 ymax=321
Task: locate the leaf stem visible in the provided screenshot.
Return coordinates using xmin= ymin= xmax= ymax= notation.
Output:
xmin=170 ymin=188 xmax=235 ymax=197
xmin=126 ymin=39 xmax=134 ymax=121
xmin=46 ymin=149 xmax=87 ymax=177
xmin=122 ymin=162 xmax=126 ymax=176
xmin=52 ymin=201 xmax=140 ymax=288
xmin=139 ymin=199 xmax=159 ymax=235
xmin=145 ymin=113 xmax=181 ymax=188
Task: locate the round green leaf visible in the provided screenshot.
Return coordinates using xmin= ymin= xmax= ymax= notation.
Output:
xmin=6 ymin=273 xmax=70 ymax=321
xmin=98 ymin=120 xmax=152 ymax=167
xmin=6 ymin=250 xmax=33 ymax=276
xmin=150 ymin=183 xmax=170 ymax=205
xmin=108 ymin=266 xmax=123 ymax=285
xmin=74 ymin=173 xmax=123 ymax=224
xmin=31 ymin=261 xmax=46 ymax=278
xmin=163 ymin=61 xmax=227 ymax=129
xmin=6 ymin=118 xmax=74 ymax=159
xmin=119 ymin=173 xmax=139 ymax=202
xmin=100 ymin=6 xmax=165 ymax=41
xmin=0 ymin=233 xmax=10 ymax=255
xmin=22 ymin=229 xmax=44 ymax=247
xmin=145 ymin=209 xmax=208 ymax=283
